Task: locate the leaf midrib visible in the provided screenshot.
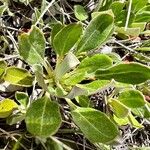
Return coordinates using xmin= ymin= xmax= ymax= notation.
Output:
xmin=74 ymin=110 xmax=115 ymax=141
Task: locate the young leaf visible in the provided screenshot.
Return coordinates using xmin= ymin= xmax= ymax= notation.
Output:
xmin=128 ymin=113 xmax=144 ymax=128
xmin=113 ymin=115 xmax=129 ymax=126
xmin=77 ymin=54 xmax=113 ymax=73
xmin=53 ymin=23 xmax=82 ymax=56
xmin=25 ymin=97 xmax=62 ymax=137
xmin=76 ymin=12 xmax=114 ymax=53
xmin=74 ymin=5 xmax=88 ymax=21
xmin=96 ymin=62 xmax=150 ymax=84
xmin=55 ymin=52 xmax=80 ymax=80
xmin=118 ymin=89 xmax=146 ymax=108
xmin=66 ymin=86 xmax=88 ymax=99
xmin=0 ymin=99 xmax=18 ymax=118
xmin=4 ymin=67 xmax=34 ymax=87
xmin=71 ymin=107 xmax=119 ymax=143
xmin=15 ymin=92 xmax=29 ymax=108
xmin=6 ymin=113 xmax=25 ymax=125
xmin=18 ymin=25 xmax=46 ymax=65
xmin=109 ymin=99 xmax=129 ymax=118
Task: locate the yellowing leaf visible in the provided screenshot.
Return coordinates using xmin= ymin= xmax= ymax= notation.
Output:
xmin=0 ymin=99 xmax=18 ymax=118
xmin=4 ymin=67 xmax=34 ymax=87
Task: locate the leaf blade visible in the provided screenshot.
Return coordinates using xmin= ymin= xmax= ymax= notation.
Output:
xmin=72 ymin=107 xmax=119 ymax=143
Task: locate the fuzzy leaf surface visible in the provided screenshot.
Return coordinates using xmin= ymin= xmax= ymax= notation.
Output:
xmin=18 ymin=25 xmax=46 ymax=65
xmin=96 ymin=63 xmax=150 ymax=84
xmin=25 ymin=97 xmax=62 ymax=137
xmin=76 ymin=12 xmax=114 ymax=53
xmin=72 ymin=107 xmax=119 ymax=143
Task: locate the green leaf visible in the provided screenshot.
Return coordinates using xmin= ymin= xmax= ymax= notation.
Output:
xmin=76 ymin=12 xmax=114 ymax=53
xmin=51 ymin=22 xmax=65 ymax=47
xmin=128 ymin=113 xmax=144 ymax=128
xmin=110 ymin=2 xmax=124 ymax=18
xmin=96 ymin=0 xmax=113 ymax=11
xmin=66 ymin=86 xmax=88 ymax=99
xmin=25 ymin=97 xmax=62 ymax=137
xmin=135 ymin=11 xmax=150 ymax=22
xmin=76 ymin=95 xmax=93 ymax=107
xmin=0 ymin=99 xmax=18 ymax=118
xmin=131 ymin=0 xmax=148 ymax=13
xmin=77 ymin=80 xmax=113 ymax=95
xmin=77 ymin=54 xmax=113 ymax=73
xmin=18 ymin=25 xmax=46 ymax=65
xmin=74 ymin=5 xmax=88 ymax=21
xmin=95 ymin=62 xmax=150 ymax=84
xmin=66 ymin=80 xmax=112 ymax=99
xmin=115 ymin=27 xmax=141 ymax=37
xmin=132 ymin=103 xmax=150 ymax=118
xmin=71 ymin=107 xmax=119 ymax=143
xmin=6 ymin=113 xmax=25 ymax=125
xmin=55 ymin=52 xmax=80 ymax=80
xmin=131 ymin=22 xmax=146 ymax=32
xmin=15 ymin=92 xmax=29 ymax=108
xmin=113 ymin=115 xmax=129 ymax=126
xmin=135 ymin=5 xmax=150 ymax=22
xmin=62 ymin=71 xmax=86 ymax=86
xmin=119 ymin=89 xmax=146 ymax=108
xmin=4 ymin=67 xmax=34 ymax=87
xmin=0 ymin=60 xmax=7 ymax=78
xmin=109 ymin=99 xmax=129 ymax=118
xmin=53 ymin=23 xmax=82 ymax=56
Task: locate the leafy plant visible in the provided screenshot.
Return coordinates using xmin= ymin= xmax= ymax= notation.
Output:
xmin=1 ymin=1 xmax=150 ymax=148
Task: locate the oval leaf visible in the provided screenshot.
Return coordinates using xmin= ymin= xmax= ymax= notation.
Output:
xmin=4 ymin=67 xmax=34 ymax=87
xmin=78 ymin=54 xmax=113 ymax=73
xmin=18 ymin=25 xmax=46 ymax=65
xmin=119 ymin=89 xmax=146 ymax=108
xmin=0 ymin=99 xmax=18 ymax=118
xmin=96 ymin=62 xmax=150 ymax=84
xmin=53 ymin=23 xmax=82 ymax=56
xmin=76 ymin=12 xmax=114 ymax=53
xmin=74 ymin=5 xmax=88 ymax=21
xmin=71 ymin=107 xmax=119 ymax=143
xmin=109 ymin=99 xmax=129 ymax=118
xmin=25 ymin=97 xmax=62 ymax=137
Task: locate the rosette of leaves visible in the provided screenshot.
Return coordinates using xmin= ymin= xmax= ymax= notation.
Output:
xmin=17 ymin=9 xmax=150 ymax=146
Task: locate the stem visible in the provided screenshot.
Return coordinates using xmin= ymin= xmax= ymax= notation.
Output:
xmin=125 ymin=0 xmax=132 ymax=30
